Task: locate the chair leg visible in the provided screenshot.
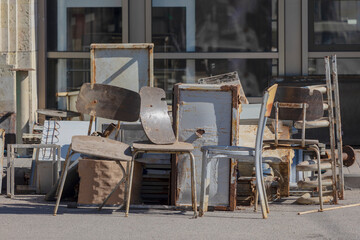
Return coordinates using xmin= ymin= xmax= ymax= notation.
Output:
xmin=255 ymin=154 xmax=268 ymax=219
xmin=53 ymin=150 xmax=73 ymax=216
xmin=199 ymin=150 xmax=210 ymax=217
xmin=254 ymin=188 xmax=258 ymax=212
xmin=125 ymin=152 xmax=138 ymax=217
xmin=259 ymin=161 xmax=269 ymax=213
xmin=55 ymin=146 xmax=72 ymax=197
xmin=310 ymin=145 xmax=323 ymax=211
xmin=188 ymin=151 xmax=198 ymax=218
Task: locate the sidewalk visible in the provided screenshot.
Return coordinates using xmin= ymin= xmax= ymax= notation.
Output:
xmin=1 ymin=189 xmax=360 ymax=240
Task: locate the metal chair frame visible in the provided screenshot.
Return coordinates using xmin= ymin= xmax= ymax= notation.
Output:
xmin=199 ymin=84 xmax=278 ymax=219
xmin=127 ymin=87 xmax=198 ymax=218
xmin=53 ymin=83 xmax=140 ymax=216
xmin=264 ymin=88 xmax=325 ymax=212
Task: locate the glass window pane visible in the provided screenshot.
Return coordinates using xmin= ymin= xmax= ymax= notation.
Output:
xmin=154 ymin=59 xmax=278 ymax=101
xmin=309 ymin=0 xmax=360 ymax=50
xmin=152 ymin=0 xmax=278 ymax=53
xmin=48 ymin=1 xmax=122 ymax=52
xmin=308 ymin=58 xmax=360 ymax=75
xmin=47 ymin=59 xmax=90 ymax=109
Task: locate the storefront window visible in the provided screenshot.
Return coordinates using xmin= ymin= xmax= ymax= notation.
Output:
xmin=309 ymin=0 xmax=360 ymax=51
xmin=152 ymin=0 xmax=278 ymax=53
xmin=154 ymin=59 xmax=277 ymax=100
xmin=47 ymin=0 xmax=122 ymax=52
xmin=47 ymin=59 xmax=90 ymax=109
xmin=308 ymin=58 xmax=360 ymax=74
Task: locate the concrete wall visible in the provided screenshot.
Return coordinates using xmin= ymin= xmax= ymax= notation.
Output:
xmin=0 ymin=0 xmax=37 ymax=141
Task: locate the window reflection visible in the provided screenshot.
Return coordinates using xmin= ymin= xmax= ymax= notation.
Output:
xmin=154 ymin=59 xmax=277 ymax=100
xmin=309 ymin=58 xmax=360 ymax=75
xmin=67 ymin=8 xmax=122 ymax=51
xmin=152 ymin=0 xmax=278 ymax=53
xmin=47 ymin=4 xmax=122 ymax=52
xmin=47 ymin=59 xmax=90 ymax=109
xmin=310 ymin=0 xmax=360 ymax=50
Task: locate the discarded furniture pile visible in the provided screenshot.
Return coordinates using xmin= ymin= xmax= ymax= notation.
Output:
xmin=0 ymin=44 xmax=353 ymax=219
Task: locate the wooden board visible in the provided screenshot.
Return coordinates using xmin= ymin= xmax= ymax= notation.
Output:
xmin=76 ymin=83 xmax=140 ymax=121
xmin=270 ymin=86 xmax=324 ymax=121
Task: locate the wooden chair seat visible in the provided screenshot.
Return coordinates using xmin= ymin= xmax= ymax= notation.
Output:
xmin=72 ymin=136 xmax=132 ymax=161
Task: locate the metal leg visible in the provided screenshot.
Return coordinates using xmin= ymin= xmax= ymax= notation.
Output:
xmin=6 ymin=145 xmax=10 ymax=197
xmin=188 ymin=151 xmax=198 ymax=218
xmin=259 ymin=161 xmax=269 ymax=213
xmin=98 ymin=161 xmax=127 ymax=210
xmin=199 ymin=150 xmax=210 ymax=217
xmin=53 ymin=151 xmax=74 ymax=216
xmin=10 ymin=146 xmax=15 ymax=198
xmin=255 ymin=150 xmax=267 ymax=219
xmin=125 ymin=151 xmax=138 ymax=217
xmin=56 ymin=146 xmax=61 ymax=181
xmin=310 ymin=145 xmax=323 ymax=211
xmin=254 ymin=188 xmax=258 ymax=212
xmin=56 ymin=145 xmax=72 ymax=197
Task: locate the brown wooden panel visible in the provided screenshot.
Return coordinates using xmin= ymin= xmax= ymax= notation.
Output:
xmin=271 ymin=86 xmax=324 ymax=121
xmin=76 ymin=83 xmax=140 ymax=122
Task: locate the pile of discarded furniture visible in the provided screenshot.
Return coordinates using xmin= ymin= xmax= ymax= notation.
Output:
xmin=1 ymin=43 xmax=351 ymax=220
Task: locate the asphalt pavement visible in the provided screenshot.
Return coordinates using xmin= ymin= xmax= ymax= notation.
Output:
xmin=1 ymin=189 xmax=360 ymax=240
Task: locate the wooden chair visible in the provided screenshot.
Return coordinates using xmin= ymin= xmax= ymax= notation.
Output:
xmin=128 ymin=87 xmax=198 ymax=218
xmin=199 ymin=84 xmax=278 ymax=219
xmin=264 ymin=86 xmax=326 ymax=211
xmin=53 ymin=83 xmax=141 ymax=216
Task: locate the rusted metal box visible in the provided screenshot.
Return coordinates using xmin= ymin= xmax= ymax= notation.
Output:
xmin=90 ymin=43 xmax=154 ymax=92
xmin=173 ymin=84 xmax=241 ymax=210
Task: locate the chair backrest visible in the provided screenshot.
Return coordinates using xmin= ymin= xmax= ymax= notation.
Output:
xmin=255 ymin=84 xmax=278 ymax=147
xmin=76 ymin=83 xmax=140 ymax=122
xmin=255 ymin=84 xmax=278 ymax=164
xmin=139 ymin=87 xmax=176 ymax=144
xmin=270 ymin=86 xmax=324 ymax=121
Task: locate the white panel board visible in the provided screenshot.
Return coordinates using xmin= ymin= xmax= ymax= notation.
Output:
xmin=175 ymin=85 xmax=239 ymax=207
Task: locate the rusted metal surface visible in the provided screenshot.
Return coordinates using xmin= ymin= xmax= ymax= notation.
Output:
xmin=325 ymin=56 xmax=338 ymax=204
xmin=343 ymin=145 xmax=355 ymax=167
xmin=139 ymin=87 xmax=176 ymax=144
xmin=198 ymin=72 xmax=248 ymax=104
xmin=173 ymin=83 xmax=240 ymax=209
xmin=270 ymin=86 xmax=324 ymax=121
xmin=90 ymin=43 xmax=154 ymax=92
xmin=76 ymin=83 xmax=140 ymax=122
xmin=331 ymin=55 xmax=344 ymax=199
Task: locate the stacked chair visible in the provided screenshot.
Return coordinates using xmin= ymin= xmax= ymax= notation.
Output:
xmin=53 ymin=84 xmax=198 ymax=218
xmin=293 ymin=55 xmax=344 ymax=204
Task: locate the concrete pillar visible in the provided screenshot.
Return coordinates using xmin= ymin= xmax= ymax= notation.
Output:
xmin=14 ymin=69 xmax=32 ymax=144
xmin=7 ymin=0 xmax=16 ymax=65
xmin=0 ymin=0 xmax=8 ymax=52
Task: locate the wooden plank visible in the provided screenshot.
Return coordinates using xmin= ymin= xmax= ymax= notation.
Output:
xmin=76 ymin=83 xmax=140 ymax=121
